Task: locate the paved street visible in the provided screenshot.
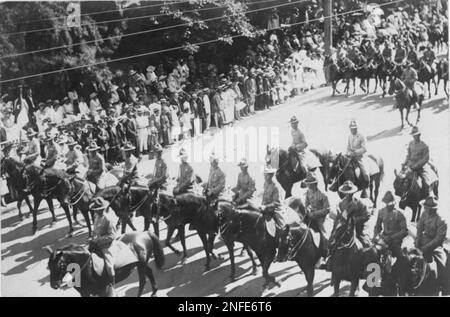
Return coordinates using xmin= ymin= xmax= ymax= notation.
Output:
xmin=2 ymin=83 xmax=449 ymax=297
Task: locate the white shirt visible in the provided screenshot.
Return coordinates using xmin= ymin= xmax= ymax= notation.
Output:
xmin=203 ymin=94 xmax=211 ymax=114
xmin=78 ymin=101 xmax=90 ymax=115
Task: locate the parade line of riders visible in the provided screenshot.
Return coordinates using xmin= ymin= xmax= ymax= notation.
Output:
xmin=2 ymin=111 xmax=446 ymax=295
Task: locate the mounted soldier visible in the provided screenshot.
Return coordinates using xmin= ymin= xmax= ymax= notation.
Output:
xmin=86 ymin=141 xmax=106 ymax=191
xmin=401 ymin=60 xmax=419 ymax=108
xmin=22 ymin=128 xmax=41 ymax=167
xmin=403 ymin=126 xmax=437 ymax=198
xmin=347 ymin=120 xmax=369 ymax=191
xmin=43 ymin=135 xmax=62 ymax=171
xmin=173 ymin=148 xmax=194 ymax=195
xmin=88 ymin=197 xmax=118 ymax=297
xmin=202 ymin=152 xmax=225 ymax=202
xmin=148 ymin=143 xmax=168 ymax=189
xmin=231 ymin=158 xmax=256 ymax=207
xmin=373 ymin=190 xmax=408 ymax=258
xmin=64 ymin=137 xmax=85 ymax=177
xmin=422 ymin=43 xmax=436 ymax=72
xmin=118 ymin=142 xmax=145 ymax=191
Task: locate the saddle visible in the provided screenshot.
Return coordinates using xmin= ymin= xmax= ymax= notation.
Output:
xmin=91 ymin=240 xmax=138 ymax=276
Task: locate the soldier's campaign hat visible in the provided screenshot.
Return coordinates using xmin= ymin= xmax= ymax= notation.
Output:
xmin=410 ymin=126 xmax=421 ymax=136
xmin=422 ymin=196 xmax=438 ymax=209
xmin=121 ymin=142 xmax=136 ymax=152
xmin=129 ymin=69 xmax=137 ymax=76
xmin=26 ymin=128 xmax=38 ymax=137
xmin=154 ymin=143 xmax=163 ymax=153
xmin=263 ymin=165 xmax=277 ymax=174
xmin=89 ymin=92 xmax=98 ymax=99
xmin=45 ymin=99 xmax=53 ymax=105
xmin=349 ymin=120 xmax=358 ymax=129
xmin=53 ymin=100 xmax=60 ymax=106
xmin=38 ymin=102 xmax=46 ymax=108
xmin=89 ymin=197 xmax=109 ymax=212
xmin=178 ymin=148 xmax=188 ymax=158
xmin=304 ymin=172 xmax=318 ymax=184
xmin=209 ymin=152 xmax=220 ymax=163
xmin=289 ymin=116 xmax=299 ymax=124
xmin=66 ymin=137 xmax=78 ymax=146
xmin=338 ymin=180 xmax=358 ymax=194
xmin=87 ymin=141 xmax=100 ymax=151
xmin=382 ymin=190 xmax=397 ymax=205
xmin=237 ymin=158 xmax=248 ymax=167
xmin=146 ymin=65 xmax=156 ymax=72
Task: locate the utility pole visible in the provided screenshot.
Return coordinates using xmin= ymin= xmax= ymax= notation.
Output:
xmin=323 ymin=0 xmax=332 ymax=55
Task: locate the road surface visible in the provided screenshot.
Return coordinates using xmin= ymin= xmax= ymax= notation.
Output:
xmin=2 ymin=82 xmax=449 ymax=297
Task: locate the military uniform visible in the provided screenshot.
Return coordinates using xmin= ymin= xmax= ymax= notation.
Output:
xmin=44 ymin=141 xmax=61 ymax=168
xmin=415 ymin=209 xmax=448 ymax=287
xmin=23 ymin=138 xmax=41 ymax=166
xmin=338 ymin=197 xmax=371 ymax=247
xmin=203 ymin=166 xmax=225 ymax=200
xmin=93 ymin=210 xmax=117 ymax=281
xmin=347 ymin=131 xmax=368 ymax=186
xmin=402 ymin=67 xmax=418 ymax=89
xmin=374 ymin=207 xmax=408 ymax=257
xmin=65 ymin=148 xmax=84 ymax=175
xmin=382 ymin=46 xmax=393 ymax=61
xmin=231 ymin=172 xmax=256 ymax=204
xmin=404 ymin=139 xmax=433 ymax=195
xmin=423 ymin=49 xmax=436 ymax=67
xmin=262 ymin=181 xmax=281 ymax=211
xmin=152 ymin=157 xmax=168 ymax=188
xmin=305 ymin=188 xmax=330 ymax=234
xmin=173 ymin=161 xmax=194 ymax=195
xmin=394 ymin=46 xmax=407 ymax=64
xmin=87 ymin=153 xmax=106 ymax=187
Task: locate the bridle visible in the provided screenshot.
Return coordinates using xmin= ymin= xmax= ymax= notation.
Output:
xmin=330 ymin=154 xmax=352 ymax=189
xmin=398 ymin=170 xmax=417 ymax=203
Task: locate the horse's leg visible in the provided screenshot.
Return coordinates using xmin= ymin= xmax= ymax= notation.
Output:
xmin=207 ymin=233 xmax=219 ymax=260
xmin=121 ymin=216 xmax=127 ymax=234
xmin=126 ymin=217 xmax=137 ymax=231
xmin=145 ymin=266 xmax=158 ymax=297
xmin=349 ymin=279 xmax=360 ymax=297
xmin=405 ymin=106 xmax=412 ymax=126
xmin=198 ymin=232 xmax=211 ymax=271
xmin=352 ymin=77 xmax=356 ymax=95
xmin=178 ymin=225 xmax=188 ymax=259
xmin=416 ymin=204 xmax=422 ymax=223
xmin=373 ymin=176 xmax=380 ymax=209
xmin=369 ymin=179 xmax=374 ymax=204
xmin=434 ymin=77 xmax=438 ymax=95
xmin=399 ymin=108 xmax=404 ymax=129
xmin=444 ymin=80 xmax=448 ymax=97
xmin=136 ymin=265 xmax=147 ymax=297
xmin=46 ymin=198 xmax=57 ymax=223
xmin=60 ymin=203 xmax=74 ymax=236
xmin=31 ymin=197 xmax=42 ymax=234
xmin=80 ymin=206 xmax=92 ymax=237
xmin=72 ymin=205 xmax=80 ymax=226
xmin=303 ymin=266 xmax=315 ymax=297
xmin=428 ymin=80 xmax=431 ymax=99
xmin=165 ymin=225 xmax=181 ymax=256
xmin=332 ymin=276 xmax=341 ymax=297
xmin=16 ymin=196 xmax=24 ymax=221
xmin=247 ymin=247 xmax=258 ymax=275
xmin=24 ymin=194 xmax=33 ymax=218
xmin=226 ymin=240 xmax=236 ymax=280
xmin=152 ymin=219 xmax=160 ymax=238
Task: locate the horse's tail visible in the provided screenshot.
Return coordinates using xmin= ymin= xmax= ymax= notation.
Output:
xmin=372 ymin=155 xmax=385 ymax=182
xmin=149 ymin=231 xmax=165 ymax=270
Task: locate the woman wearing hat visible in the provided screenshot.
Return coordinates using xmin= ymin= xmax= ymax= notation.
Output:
xmin=373 ymin=190 xmax=408 ymax=259
xmin=86 ymin=141 xmax=106 ymax=190
xmin=403 ymin=126 xmax=436 ymax=198
xmin=231 ymin=158 xmax=256 ymax=206
xmin=336 ymin=180 xmax=371 ymax=247
xmin=414 ymin=195 xmax=448 ymax=290
xmin=173 ymin=148 xmax=194 ymax=195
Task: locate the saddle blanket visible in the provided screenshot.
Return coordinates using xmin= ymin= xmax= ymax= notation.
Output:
xmin=354 ymin=156 xmax=380 ymax=178
xmin=298 ymin=222 xmax=321 ymax=249
xmin=91 ymin=240 xmax=138 ymax=276
xmin=300 ymin=149 xmax=322 ymax=170
xmin=265 ymin=205 xmax=303 ymax=237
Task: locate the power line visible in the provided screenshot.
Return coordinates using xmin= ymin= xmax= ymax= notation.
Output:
xmin=0 ymin=0 xmax=405 ymax=85
xmin=17 ymin=1 xmax=190 ymax=26
xmin=0 ymin=0 xmax=281 ymax=37
xmin=0 ymin=0 xmax=285 ymax=59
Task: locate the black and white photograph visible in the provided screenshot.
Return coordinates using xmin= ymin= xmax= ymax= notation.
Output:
xmin=0 ymin=0 xmax=449 ymax=298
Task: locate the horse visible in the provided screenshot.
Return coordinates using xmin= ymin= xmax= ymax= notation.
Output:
xmin=373 ymin=53 xmax=395 ymax=97
xmin=95 ymin=184 xmax=159 ymax=235
xmin=46 ymin=230 xmax=165 ymax=297
xmin=216 ymin=200 xmax=280 ymax=289
xmin=0 ymin=157 xmax=50 ymax=221
xmin=157 ymin=192 xmax=219 ymax=271
xmin=328 ymin=153 xmax=384 ymax=207
xmin=436 ymin=58 xmax=449 ymax=97
xmin=396 ymin=247 xmax=450 ymax=296
xmin=393 ymin=167 xmax=439 ymax=223
xmin=325 ymin=56 xmax=344 ymax=96
xmin=388 ymin=77 xmax=424 ymax=128
xmin=417 ymin=59 xmax=438 ymax=99
xmin=355 ymin=60 xmax=377 ymax=95
xmin=265 ymin=146 xmax=329 ymax=198
xmin=23 ymin=165 xmax=74 ymax=236
xmin=328 ymin=213 xmax=368 ymax=296
xmin=276 ymin=197 xmax=322 ymax=297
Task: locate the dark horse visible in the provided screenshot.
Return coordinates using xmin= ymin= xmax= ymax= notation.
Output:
xmin=436 ymin=58 xmax=449 ymax=98
xmin=266 ymin=145 xmax=330 ymax=198
xmin=326 ymin=57 xmax=356 ymax=96
xmin=46 ymin=230 xmax=165 ymax=297
xmin=325 ymin=56 xmax=344 ymax=96
xmin=328 ymin=153 xmax=384 ymax=207
xmin=276 ymin=197 xmax=322 ymax=297
xmin=95 ymin=184 xmax=159 ymax=235
xmin=396 ymin=247 xmax=450 ymax=296
xmin=328 ymin=213 xmax=368 ymax=296
xmin=216 ymin=200 xmax=280 ymax=289
xmin=373 ymin=53 xmax=395 ymax=97
xmin=355 ymin=60 xmax=377 ymax=95
xmin=393 ymin=167 xmax=439 ymax=223
xmin=0 ymin=157 xmax=52 ymax=221
xmin=157 ymin=192 xmax=219 ymax=271
xmin=417 ymin=59 xmax=438 ymax=99
xmin=388 ymin=77 xmax=424 ymax=128
xmin=23 ymin=165 xmax=74 ymax=236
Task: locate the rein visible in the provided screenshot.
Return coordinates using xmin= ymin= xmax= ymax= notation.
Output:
xmin=287 ymin=222 xmax=311 ymax=260
xmin=69 ymin=180 xmax=87 ymax=206
xmin=399 ymin=171 xmax=417 ymax=202
xmin=128 ymin=191 xmax=151 ymax=213
xmin=331 ymin=155 xmax=352 ymax=189
xmin=42 ymin=178 xmax=63 ymax=198
xmin=412 ymin=259 xmax=428 ymax=290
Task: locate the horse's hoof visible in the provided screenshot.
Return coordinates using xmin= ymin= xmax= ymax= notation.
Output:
xmin=32 ymin=227 xmax=38 ymax=235
xmin=50 ymin=222 xmax=55 ymax=228
xmin=151 ymin=290 xmax=158 ymax=297
xmin=19 ymin=216 xmax=23 ymax=222
xmin=252 ymin=268 xmax=258 ymax=275
xmin=204 ymin=265 xmax=211 ymax=272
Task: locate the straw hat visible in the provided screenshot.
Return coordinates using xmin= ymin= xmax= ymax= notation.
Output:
xmin=338 ymin=180 xmax=358 ymax=194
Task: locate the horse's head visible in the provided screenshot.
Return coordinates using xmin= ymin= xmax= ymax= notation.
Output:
xmin=403 ymin=247 xmax=427 ymax=291
xmin=328 ymin=153 xmax=348 ymax=190
xmin=329 ymin=212 xmax=355 ymax=249
xmin=393 ymin=167 xmax=414 ymax=209
xmin=45 ymin=245 xmax=88 ymax=290
xmin=157 ymin=192 xmax=177 ymax=218
xmin=216 ymin=200 xmax=235 ymax=225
